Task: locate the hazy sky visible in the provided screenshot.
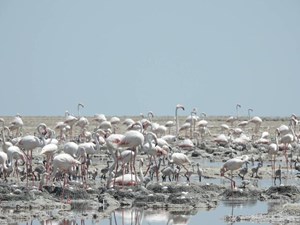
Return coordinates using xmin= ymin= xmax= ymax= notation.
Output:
xmin=0 ymin=1 xmax=299 ymax=117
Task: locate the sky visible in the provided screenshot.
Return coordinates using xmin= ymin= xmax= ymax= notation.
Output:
xmin=0 ymin=0 xmax=299 ymax=117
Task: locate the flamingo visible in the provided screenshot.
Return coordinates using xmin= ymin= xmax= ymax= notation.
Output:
xmin=0 ymin=118 xmax=4 ymax=127
xmin=6 ymin=145 xmax=26 ymax=181
xmin=152 ymin=124 xmax=167 ymax=138
xmin=106 ymin=123 xmax=156 ymax=187
xmin=9 ymin=114 xmax=24 ymax=137
xmin=16 ymin=127 xmax=47 ymax=187
xmin=76 ymin=117 xmax=89 ymax=132
xmin=141 ymin=133 xmax=160 ymax=180
xmin=175 ymin=104 xmax=185 ymax=137
xmin=214 ymin=134 xmax=230 ymax=146
xmin=109 ymin=158 xmax=144 ymax=187
xmin=63 ymin=141 xmax=79 ymax=157
xmin=1 ymin=126 xmax=13 ymax=153
xmin=186 ymin=108 xmax=198 ymax=138
xmin=0 ymin=151 xmax=8 ymax=181
xmin=64 ymin=110 xmax=78 ymax=139
xmin=110 ymin=116 xmax=120 ymax=133
xmin=161 ymin=134 xmax=177 ymax=145
xmin=51 ymin=153 xmax=82 ymax=199
xmin=98 ymin=120 xmax=112 ymax=132
xmin=179 ymin=122 xmax=191 ymax=137
xmin=220 ymin=155 xmax=249 ymax=189
xmin=55 ymin=121 xmax=69 ymax=142
xmin=248 ymin=108 xmax=253 ymax=120
xmin=40 ymin=143 xmax=58 ymax=183
xmin=76 ymin=132 xmax=101 ymax=184
xmin=114 ymin=149 xmax=136 ymax=185
xmin=165 ymin=120 xmax=175 ymax=134
xmin=122 ymin=118 xmax=135 ymax=127
xmin=226 ymin=104 xmax=241 ymax=126
xmin=268 ymin=131 xmax=279 ymax=176
xmin=168 ymin=152 xmax=191 ymax=176
xmin=248 ymin=116 xmax=263 ymax=135
xmin=196 ymin=163 xmax=203 ymax=182
xmin=116 ymin=128 xmax=156 ymax=184
xmin=277 ymin=127 xmax=296 ymax=170
xmin=105 ymin=133 xmax=125 ymax=187
xmin=161 ymin=162 xmax=175 ymax=182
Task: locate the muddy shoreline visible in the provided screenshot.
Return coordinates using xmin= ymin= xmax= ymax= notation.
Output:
xmin=1 ymin=174 xmax=300 ymax=224
xmin=1 ymin=115 xmax=300 ymax=224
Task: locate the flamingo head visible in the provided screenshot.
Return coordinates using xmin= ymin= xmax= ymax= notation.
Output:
xmin=176 ymin=104 xmax=185 ymax=111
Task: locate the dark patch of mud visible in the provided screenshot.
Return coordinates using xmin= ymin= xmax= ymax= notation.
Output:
xmin=1 ymin=183 xmax=300 ymax=224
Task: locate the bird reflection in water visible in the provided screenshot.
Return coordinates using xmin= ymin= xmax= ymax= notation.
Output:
xmin=40 ymin=218 xmax=85 ymax=225
xmin=111 ymin=208 xmax=193 ymax=225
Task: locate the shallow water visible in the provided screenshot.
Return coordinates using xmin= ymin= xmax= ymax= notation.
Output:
xmin=18 ymin=200 xmax=272 ymax=225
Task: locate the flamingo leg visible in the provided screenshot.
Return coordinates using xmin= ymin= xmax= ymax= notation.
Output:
xmin=284 ymin=144 xmax=289 ymax=171
xmin=132 ymin=148 xmax=138 ymax=185
xmin=223 ymin=173 xmax=235 ymax=189
xmin=113 ymin=159 xmax=120 ymax=187
xmin=144 ymin=155 xmax=153 ymax=176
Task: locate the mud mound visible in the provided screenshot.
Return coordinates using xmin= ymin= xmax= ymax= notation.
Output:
xmin=43 ymin=186 xmax=90 ymax=199
xmin=265 ymin=186 xmax=300 ymax=195
xmin=146 ymin=182 xmax=225 ymax=194
xmin=264 ymin=186 xmax=300 ymax=201
xmin=221 ymin=188 xmax=262 ymax=200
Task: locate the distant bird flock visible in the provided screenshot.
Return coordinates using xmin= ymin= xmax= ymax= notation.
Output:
xmin=0 ymin=103 xmax=299 ymax=195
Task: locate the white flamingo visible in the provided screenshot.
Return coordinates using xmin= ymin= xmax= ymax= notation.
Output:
xmin=248 ymin=116 xmax=263 ymax=135
xmin=268 ymin=131 xmax=279 ymax=176
xmin=220 ymin=155 xmax=249 ymax=189
xmin=165 ymin=120 xmax=175 ymax=134
xmin=109 ymin=158 xmax=144 ymax=187
xmin=168 ymin=152 xmax=191 ymax=177
xmin=1 ymin=126 xmax=13 ymax=153
xmin=226 ymin=104 xmax=241 ymax=126
xmin=110 ymin=116 xmax=120 ymax=133
xmin=51 ymin=153 xmax=82 ymax=198
xmin=64 ymin=110 xmax=78 ymax=139
xmin=0 ymin=151 xmax=8 ymax=180
xmin=9 ymin=114 xmax=24 ymax=137
xmin=40 ymin=143 xmax=58 ymax=180
xmin=175 ymin=104 xmax=185 ymax=137
xmin=277 ymin=127 xmax=296 ymax=170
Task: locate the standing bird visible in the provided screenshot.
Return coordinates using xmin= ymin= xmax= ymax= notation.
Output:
xmin=251 ymin=162 xmax=263 ymax=178
xmin=226 ymin=104 xmax=241 ymax=126
xmin=7 ymin=145 xmax=26 ymax=181
xmin=238 ymin=161 xmax=249 ymax=180
xmin=268 ymin=131 xmax=279 ymax=176
xmin=51 ymin=153 xmax=82 ymax=197
xmin=274 ymin=164 xmax=282 ymax=185
xmin=169 ymin=152 xmax=191 ymax=175
xmin=248 ymin=116 xmax=263 ymax=136
xmin=64 ymin=110 xmax=78 ymax=139
xmin=9 ymin=114 xmax=24 ymax=137
xmin=100 ymin=160 xmax=111 ymax=180
xmin=165 ymin=120 xmax=175 ymax=134
xmin=196 ymin=163 xmax=203 ymax=182
xmin=277 ymin=127 xmax=296 ymax=170
xmin=0 ymin=151 xmax=8 ymax=181
xmin=40 ymin=143 xmax=58 ymax=183
xmin=1 ymin=126 xmax=13 ymax=153
xmin=161 ymin=162 xmax=175 ymax=182
xmin=220 ymin=155 xmax=249 ymax=189
xmin=109 ymin=158 xmax=144 ymax=187
xmin=175 ymin=104 xmax=185 ymax=137
xmin=16 ymin=130 xmax=47 ymax=187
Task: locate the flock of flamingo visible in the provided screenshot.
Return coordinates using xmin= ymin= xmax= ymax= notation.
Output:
xmin=0 ymin=103 xmax=300 ymax=197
